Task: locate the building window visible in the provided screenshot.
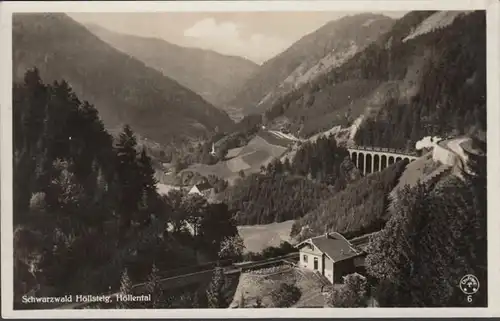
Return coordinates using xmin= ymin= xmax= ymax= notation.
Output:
xmin=314 ymin=257 xmax=318 ymax=270
xmin=303 ymin=254 xmax=308 ymax=263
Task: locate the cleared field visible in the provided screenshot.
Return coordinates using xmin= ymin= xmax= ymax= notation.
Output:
xmin=156 ymin=183 xmax=183 ymax=195
xmin=257 ymin=130 xmax=295 ymax=148
xmin=226 ymin=147 xmax=244 ymax=159
xmin=180 ymin=131 xmax=293 ymax=182
xmin=241 ymin=150 xmax=271 ymax=167
xmin=245 ymin=134 xmax=289 ymax=157
xmin=226 ymin=157 xmax=251 ymax=173
xmin=181 ymin=162 xmax=234 ymax=179
xmin=238 ymin=220 xmax=295 ymax=253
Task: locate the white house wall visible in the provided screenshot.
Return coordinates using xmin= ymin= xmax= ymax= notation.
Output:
xmin=323 ymin=255 xmax=334 ymax=283
xmin=299 ymin=243 xmax=323 ymax=272
xmin=299 ymin=242 xmax=335 ymax=283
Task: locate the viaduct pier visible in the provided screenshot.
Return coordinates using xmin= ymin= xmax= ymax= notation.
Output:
xmin=347 ymin=146 xmax=418 ymax=175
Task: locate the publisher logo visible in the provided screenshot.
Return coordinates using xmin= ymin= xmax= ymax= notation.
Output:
xmin=459 ymin=274 xmax=480 ymax=295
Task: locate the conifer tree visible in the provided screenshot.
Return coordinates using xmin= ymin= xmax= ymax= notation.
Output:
xmin=118 ymin=269 xmax=133 ymax=309
xmin=327 ymin=273 xmax=368 ymax=307
xmin=137 ymin=147 xmax=159 ymax=226
xmin=206 ymin=267 xmax=227 ymax=308
xmin=13 ymin=68 xmax=49 ymax=214
xmin=145 ymin=263 xmax=163 ymax=308
xmin=48 ymin=159 xmax=84 ymax=213
xmin=366 ymin=157 xmax=487 ymax=307
xmin=115 ymin=125 xmax=141 ymax=234
xmin=191 ymin=291 xmax=201 ymax=308
xmin=138 ymin=147 xmax=157 ymax=196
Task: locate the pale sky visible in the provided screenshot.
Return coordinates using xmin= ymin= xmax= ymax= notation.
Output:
xmin=69 ymin=11 xmax=406 ymax=64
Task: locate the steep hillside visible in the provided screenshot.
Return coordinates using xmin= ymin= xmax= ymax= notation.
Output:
xmin=264 ymin=11 xmax=485 ymax=146
xmin=364 ymin=153 xmax=486 ymax=307
xmin=13 ymin=13 xmax=233 ymax=146
xmin=290 ymin=160 xmax=408 ymax=242
xmin=85 ymin=24 xmax=259 ymax=114
xmin=354 ymin=11 xmax=486 ymax=149
xmin=13 ymin=69 xmax=235 ymax=305
xmin=222 ymin=134 xmax=360 ymax=225
xmin=225 ymin=13 xmax=394 ymax=118
xmin=177 ymin=130 xmax=297 ymax=185
xmin=224 ymin=172 xmax=333 ymax=225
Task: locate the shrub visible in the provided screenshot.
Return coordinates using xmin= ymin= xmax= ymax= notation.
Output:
xmin=271 ymin=283 xmax=301 ymax=307
xmin=242 ymin=241 xmax=297 ymax=261
xmin=29 ymin=192 xmax=46 ymax=211
xmin=326 ymin=273 xmax=368 ymax=308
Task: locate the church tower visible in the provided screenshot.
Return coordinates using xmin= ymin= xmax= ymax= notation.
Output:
xmin=210 ymin=142 xmax=216 ymax=156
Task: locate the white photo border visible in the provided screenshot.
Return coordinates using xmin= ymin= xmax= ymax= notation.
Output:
xmin=1 ymin=0 xmax=499 ymax=318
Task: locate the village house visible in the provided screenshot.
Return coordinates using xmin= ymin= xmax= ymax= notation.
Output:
xmin=295 ymin=232 xmax=366 ymax=284
xmin=188 ymin=181 xmax=214 ymax=198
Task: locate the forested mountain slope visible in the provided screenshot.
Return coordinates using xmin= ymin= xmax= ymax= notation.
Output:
xmin=222 ymin=135 xmax=361 ymax=225
xmin=354 ymin=11 xmax=486 ymax=149
xmin=13 ymin=70 xmax=241 ymax=308
xmin=13 ymin=13 xmax=233 ymax=146
xmin=225 ymin=14 xmax=394 ymax=118
xmin=85 ymin=24 xmax=259 ymax=114
xmin=264 ymin=11 xmax=485 ymax=145
xmin=291 ymin=160 xmax=408 ymax=242
xmin=366 ymin=153 xmax=486 ymax=307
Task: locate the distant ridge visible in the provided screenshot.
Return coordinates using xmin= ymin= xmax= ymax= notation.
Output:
xmin=13 ymin=13 xmax=234 ymax=145
xmin=225 ymin=13 xmax=395 ymax=117
xmin=84 ymin=23 xmax=259 ymax=115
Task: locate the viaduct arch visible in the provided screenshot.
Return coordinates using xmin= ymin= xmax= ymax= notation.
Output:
xmin=347 ymin=146 xmax=418 ymax=176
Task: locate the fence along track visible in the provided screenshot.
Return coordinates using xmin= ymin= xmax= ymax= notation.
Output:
xmin=56 ymin=252 xmax=299 ymax=309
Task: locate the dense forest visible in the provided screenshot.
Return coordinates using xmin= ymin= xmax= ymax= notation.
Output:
xmin=291 ymin=160 xmax=407 ymax=241
xmin=262 ymin=11 xmax=486 ymax=146
xmin=224 ymin=172 xmax=332 ymax=225
xmin=291 ymin=135 xmax=361 ymax=187
xmin=223 ymin=135 xmax=360 ymax=225
xmin=366 ymin=152 xmax=487 ymax=307
xmin=13 ymin=69 xmax=242 ymax=309
xmin=355 ymin=11 xmax=486 ymax=149
xmin=262 ymin=11 xmax=434 ymax=135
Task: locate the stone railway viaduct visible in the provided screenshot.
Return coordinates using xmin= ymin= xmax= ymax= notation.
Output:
xmin=347 ymin=146 xmax=419 ymax=175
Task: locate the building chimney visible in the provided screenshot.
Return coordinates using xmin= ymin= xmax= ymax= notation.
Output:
xmin=340 ymin=249 xmax=344 ymax=255
xmin=325 ymin=232 xmax=329 ymax=238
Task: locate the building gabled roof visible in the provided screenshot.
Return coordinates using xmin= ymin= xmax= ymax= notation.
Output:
xmin=348 ymin=231 xmax=380 ymax=252
xmin=189 ymin=185 xmax=202 ymax=196
xmin=296 ymin=232 xmax=361 ymax=263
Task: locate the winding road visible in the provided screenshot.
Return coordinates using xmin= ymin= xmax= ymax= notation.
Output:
xmin=437 ymin=136 xmax=476 ymax=174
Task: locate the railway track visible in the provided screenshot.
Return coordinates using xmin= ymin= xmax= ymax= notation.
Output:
xmin=55 ymin=252 xmax=299 ymax=309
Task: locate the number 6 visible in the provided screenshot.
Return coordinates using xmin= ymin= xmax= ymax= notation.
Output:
xmin=467 ymin=295 xmax=472 ymax=303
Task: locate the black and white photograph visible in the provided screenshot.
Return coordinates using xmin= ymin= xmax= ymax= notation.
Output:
xmin=1 ymin=0 xmax=498 ymax=318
